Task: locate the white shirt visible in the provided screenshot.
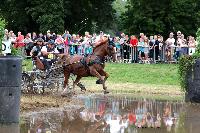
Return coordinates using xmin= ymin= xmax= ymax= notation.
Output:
xmin=41 ymin=46 xmax=59 ymax=53
xmin=166 ymin=38 xmax=175 ymax=47
xmin=106 ymin=117 xmax=121 ymax=133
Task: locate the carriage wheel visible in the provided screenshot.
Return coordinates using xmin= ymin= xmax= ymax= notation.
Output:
xmin=68 ymin=74 xmax=75 ymax=90
xmin=21 ymin=72 xmax=31 ymax=94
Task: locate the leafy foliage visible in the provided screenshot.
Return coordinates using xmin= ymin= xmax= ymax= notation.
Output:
xmin=0 ymin=0 xmax=115 ymax=34
xmin=0 ymin=18 xmax=6 ymax=53
xmin=120 ymin=0 xmax=200 ymax=37
xmin=26 ymin=0 xmax=65 ymax=33
xmin=178 ymin=28 xmax=200 ymax=91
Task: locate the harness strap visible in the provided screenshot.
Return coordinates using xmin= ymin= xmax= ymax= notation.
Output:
xmin=80 ymin=55 xmax=105 ymax=67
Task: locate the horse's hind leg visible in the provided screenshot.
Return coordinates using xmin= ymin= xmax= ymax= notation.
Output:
xmin=72 ymin=76 xmax=86 ymax=92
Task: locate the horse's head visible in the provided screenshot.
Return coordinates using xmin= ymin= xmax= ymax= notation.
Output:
xmin=93 ymin=36 xmax=116 ymax=62
xmin=106 ymin=38 xmax=117 ymax=62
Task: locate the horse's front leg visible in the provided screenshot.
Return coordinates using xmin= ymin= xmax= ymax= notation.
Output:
xmin=89 ymin=67 xmax=109 ymax=94
xmin=62 ymin=68 xmax=70 ymax=96
xmin=96 ymin=70 xmax=109 ymax=84
xmin=98 ymin=69 xmax=110 ymax=94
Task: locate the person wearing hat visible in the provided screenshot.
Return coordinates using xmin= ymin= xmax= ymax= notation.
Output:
xmin=40 ymin=39 xmax=59 ymax=70
xmin=30 ymin=38 xmax=44 ymax=57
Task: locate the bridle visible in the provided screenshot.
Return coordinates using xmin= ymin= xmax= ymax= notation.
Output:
xmin=107 ymin=39 xmax=116 ymax=56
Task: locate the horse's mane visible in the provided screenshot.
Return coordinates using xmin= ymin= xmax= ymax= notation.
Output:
xmin=93 ymin=39 xmax=108 ymax=51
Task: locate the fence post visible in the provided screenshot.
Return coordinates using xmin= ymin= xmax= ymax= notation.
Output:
xmin=0 ymin=56 xmax=22 ymax=123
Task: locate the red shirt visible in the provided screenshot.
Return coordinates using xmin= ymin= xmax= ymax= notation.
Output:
xmin=14 ymin=35 xmax=25 ymax=48
xmin=130 ymin=38 xmax=138 ymax=47
xmin=128 ymin=113 xmax=136 ymax=124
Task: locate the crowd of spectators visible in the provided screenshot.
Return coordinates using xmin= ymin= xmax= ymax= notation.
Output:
xmin=2 ymin=29 xmax=197 ymax=64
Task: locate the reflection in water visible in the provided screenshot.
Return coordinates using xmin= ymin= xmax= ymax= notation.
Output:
xmin=0 ymin=124 xmax=19 ymax=133
xmin=20 ymin=96 xmax=187 ymax=133
xmin=81 ymin=96 xmax=184 ymax=133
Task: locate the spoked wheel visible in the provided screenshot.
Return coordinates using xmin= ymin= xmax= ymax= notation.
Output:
xmin=68 ymin=74 xmax=75 ymax=90
xmin=21 ymin=72 xmax=31 ymax=94
xmin=32 ymin=81 xmax=46 ymax=94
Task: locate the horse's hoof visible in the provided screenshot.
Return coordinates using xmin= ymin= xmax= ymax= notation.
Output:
xmin=96 ymin=79 xmax=103 ymax=84
xmin=81 ymin=88 xmax=86 ymax=92
xmin=104 ymin=91 xmax=109 ymax=94
xmin=61 ymin=93 xmax=68 ymax=97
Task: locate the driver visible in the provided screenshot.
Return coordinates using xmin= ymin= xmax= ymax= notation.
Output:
xmin=30 ymin=38 xmax=44 ymax=58
xmin=40 ymin=39 xmax=59 ymax=70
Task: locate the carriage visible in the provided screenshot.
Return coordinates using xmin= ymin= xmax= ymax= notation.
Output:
xmin=21 ymin=55 xmax=74 ymax=94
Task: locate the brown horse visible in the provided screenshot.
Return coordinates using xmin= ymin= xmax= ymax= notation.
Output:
xmin=62 ymin=37 xmax=116 ymax=95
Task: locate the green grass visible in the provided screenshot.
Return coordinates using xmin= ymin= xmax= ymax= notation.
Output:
xmin=85 ymin=63 xmax=179 ymax=86
xmin=22 ymin=60 xmax=179 ymax=86
xmin=22 ymin=59 xmax=33 ymax=71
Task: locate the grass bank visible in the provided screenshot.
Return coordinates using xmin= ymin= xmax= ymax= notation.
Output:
xmin=85 ymin=63 xmax=179 ymax=86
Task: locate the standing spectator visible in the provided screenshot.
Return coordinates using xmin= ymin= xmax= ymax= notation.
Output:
xmin=138 ymin=38 xmax=145 ymax=63
xmin=45 ymin=33 xmax=51 ymax=42
xmin=70 ymin=34 xmax=78 ymax=55
xmin=8 ymin=30 xmax=16 ymax=40
xmin=64 ymin=31 xmax=72 ymax=54
xmin=55 ymin=34 xmax=65 ymax=53
xmin=113 ymin=37 xmax=121 ymax=62
xmin=3 ymin=29 xmax=9 ymax=41
xmin=123 ymin=35 xmax=130 ymax=63
xmin=176 ymin=32 xmax=184 ymax=60
xmin=38 ymin=33 xmax=45 ymax=42
xmin=130 ymin=35 xmax=138 ymax=63
xmin=76 ymin=34 xmax=83 ymax=55
xmin=24 ymin=34 xmax=33 ymax=57
xmin=159 ymin=36 xmax=165 ymax=61
xmin=165 ymin=33 xmax=175 ymax=61
xmin=180 ymin=34 xmax=188 ymax=56
xmin=154 ymin=35 xmax=160 ymax=61
xmin=188 ymin=36 xmax=196 ymax=55
xmin=149 ymin=36 xmax=155 ymax=62
xmin=14 ymin=31 xmax=25 ymax=48
xmin=32 ymin=32 xmax=38 ymax=42
xmin=144 ymin=37 xmax=149 ymax=62
xmin=119 ymin=33 xmax=126 ymax=62
xmin=82 ymin=32 xmax=91 ymax=56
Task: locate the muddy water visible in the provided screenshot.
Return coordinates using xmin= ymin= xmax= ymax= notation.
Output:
xmin=1 ymin=95 xmax=200 ymax=133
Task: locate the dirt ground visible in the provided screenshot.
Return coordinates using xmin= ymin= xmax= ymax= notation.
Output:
xmin=20 ymin=81 xmax=183 ymax=114
xmin=20 ymin=93 xmax=84 ymax=115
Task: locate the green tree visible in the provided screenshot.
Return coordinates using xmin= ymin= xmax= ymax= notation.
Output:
xmin=0 ymin=17 xmax=6 ymax=53
xmin=0 ymin=0 xmax=115 ymax=34
xmin=26 ymin=0 xmax=65 ymax=33
xmin=0 ymin=0 xmax=33 ymax=33
xmin=121 ymin=0 xmax=200 ymax=37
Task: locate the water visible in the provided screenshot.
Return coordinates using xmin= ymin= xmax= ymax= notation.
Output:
xmin=1 ymin=95 xmax=200 ymax=133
